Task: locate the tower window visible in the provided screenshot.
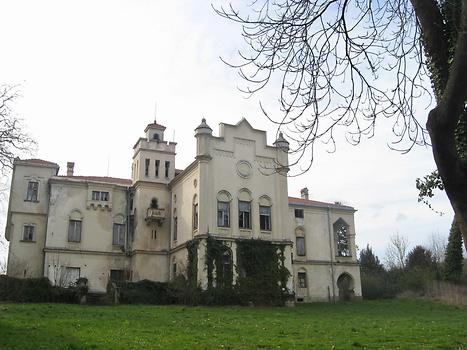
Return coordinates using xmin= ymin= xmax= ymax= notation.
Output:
xmin=153 ymin=133 xmax=160 ymax=141
xmin=165 ymin=161 xmax=170 ymax=178
xmin=22 ymin=225 xmax=35 ymax=241
xmin=145 ymin=159 xmax=150 ymax=176
xmin=26 ymin=181 xmax=39 ymax=202
xmin=155 ymin=160 xmax=160 ymax=177
xmin=294 ymin=209 xmax=304 ymax=218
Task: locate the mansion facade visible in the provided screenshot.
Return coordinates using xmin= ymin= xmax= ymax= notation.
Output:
xmin=4 ymin=118 xmax=361 ymax=302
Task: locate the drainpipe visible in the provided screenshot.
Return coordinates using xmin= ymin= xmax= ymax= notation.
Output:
xmin=327 ymin=207 xmax=336 ymax=301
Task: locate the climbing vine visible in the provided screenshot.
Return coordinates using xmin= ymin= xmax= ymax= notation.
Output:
xmin=205 ymin=237 xmax=233 ymax=290
xmin=236 ymin=239 xmax=291 ymax=305
xmin=186 ymin=239 xmax=199 ymax=288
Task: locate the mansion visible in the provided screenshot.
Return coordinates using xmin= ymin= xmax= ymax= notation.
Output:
xmin=4 ymin=118 xmax=361 ymax=302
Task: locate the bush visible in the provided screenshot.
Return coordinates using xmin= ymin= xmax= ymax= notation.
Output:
xmin=0 ymin=275 xmax=79 ymax=303
xmin=113 ymin=279 xmax=176 ymax=305
xmin=361 ymin=271 xmax=398 ymax=299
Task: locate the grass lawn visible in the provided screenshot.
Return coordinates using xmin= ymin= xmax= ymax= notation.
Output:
xmin=0 ymin=299 xmax=465 ymax=350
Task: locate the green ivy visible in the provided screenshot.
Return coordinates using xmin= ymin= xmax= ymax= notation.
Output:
xmin=186 ymin=239 xmax=199 ymax=288
xmin=205 ymin=236 xmax=233 ymax=289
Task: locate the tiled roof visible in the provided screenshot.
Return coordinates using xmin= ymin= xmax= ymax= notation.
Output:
xmin=16 ymin=158 xmax=59 ymax=167
xmin=288 ymin=196 xmax=354 ymax=210
xmin=144 ymin=122 xmax=166 ymax=132
xmin=57 ymin=176 xmax=132 ymax=186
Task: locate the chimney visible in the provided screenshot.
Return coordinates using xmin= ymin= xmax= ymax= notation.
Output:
xmin=67 ymin=162 xmax=75 ymax=177
xmin=300 ymin=187 xmax=309 ymax=200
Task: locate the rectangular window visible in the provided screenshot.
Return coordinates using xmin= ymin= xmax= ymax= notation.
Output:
xmin=217 ymin=201 xmax=230 ymax=227
xmin=238 ymin=201 xmax=251 ymax=229
xmin=294 ymin=208 xmax=304 ymax=218
xmin=173 ymin=217 xmax=178 ymax=241
xmin=259 ymin=206 xmax=271 ymax=231
xmin=296 ymin=236 xmax=306 ymax=256
xmin=60 ymin=267 xmax=80 ymax=287
xmin=26 ymin=181 xmax=39 ymax=201
xmin=165 ymin=161 xmax=170 ymax=178
xmin=193 ymin=203 xmax=198 ymax=230
xmin=68 ymin=219 xmax=82 ymax=242
xmin=172 ymin=263 xmax=177 ymax=277
xmin=145 ymin=158 xmax=150 ymax=176
xmin=22 ymin=225 xmax=35 ymax=241
xmin=155 ymin=160 xmax=160 ymax=177
xmin=298 ymin=272 xmax=307 ymax=288
xmin=113 ymin=223 xmax=125 ymax=246
xmin=92 ymin=191 xmax=109 ymax=201
xmin=110 ymin=269 xmax=125 ymax=282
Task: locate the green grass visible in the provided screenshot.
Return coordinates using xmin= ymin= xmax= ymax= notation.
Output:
xmin=0 ymin=299 xmax=465 ymax=349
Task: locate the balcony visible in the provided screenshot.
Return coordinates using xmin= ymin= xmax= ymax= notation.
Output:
xmin=145 ymin=207 xmax=165 ymax=226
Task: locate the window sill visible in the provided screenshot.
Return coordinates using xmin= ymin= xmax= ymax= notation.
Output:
xmin=239 ymin=229 xmax=252 ymax=234
xmin=260 ymin=230 xmax=272 ymax=234
xmin=20 ymin=240 xmax=36 ymax=243
xmin=24 ymin=200 xmax=39 ymax=203
xmin=68 ymin=241 xmax=81 ymax=244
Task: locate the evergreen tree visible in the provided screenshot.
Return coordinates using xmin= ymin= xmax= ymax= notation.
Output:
xmin=359 ymin=245 xmax=384 ymax=273
xmin=444 ymin=220 xmax=464 ymax=282
xmin=406 ymin=246 xmax=435 ymax=271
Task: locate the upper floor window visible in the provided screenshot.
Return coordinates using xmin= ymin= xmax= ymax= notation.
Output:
xmin=22 ymin=225 xmax=35 ymax=241
xmin=238 ymin=200 xmax=251 ymax=229
xmin=68 ymin=219 xmax=82 ymax=243
xmin=26 ymin=181 xmax=39 ymax=202
xmin=193 ymin=195 xmax=198 ymax=231
xmin=165 ymin=161 xmax=170 ymax=178
xmin=173 ymin=216 xmax=178 ymax=241
xmin=334 ymin=219 xmax=351 ymax=257
xmin=155 ymin=160 xmax=160 ymax=177
xmin=259 ymin=206 xmax=271 ymax=231
xmin=92 ymin=191 xmax=109 ymax=201
xmin=113 ymin=223 xmax=125 ymax=246
xmin=145 ymin=158 xmax=150 ymax=176
xmin=296 ymin=236 xmax=306 ymax=256
xmin=217 ymin=201 xmax=230 ymax=227
xmin=153 ymin=133 xmax=160 ymax=141
xmin=294 ymin=208 xmax=304 ymax=218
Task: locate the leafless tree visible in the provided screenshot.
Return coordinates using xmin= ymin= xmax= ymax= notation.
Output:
xmin=385 ymin=233 xmax=409 ymax=269
xmin=427 ymin=232 xmax=447 ymax=264
xmin=0 ymin=84 xmax=36 ymax=175
xmin=215 ymin=0 xmax=467 ymax=248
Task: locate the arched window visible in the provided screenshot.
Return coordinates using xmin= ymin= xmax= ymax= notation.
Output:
xmin=238 ymin=189 xmax=252 ymax=229
xmin=192 ymin=195 xmax=198 ymax=231
xmin=337 ymin=273 xmax=355 ymax=300
xmin=173 ymin=209 xmax=178 ymax=241
xmin=297 ymin=269 xmax=307 ymax=288
xmin=334 ymin=218 xmax=351 ymax=257
xmin=68 ymin=210 xmax=83 ymax=243
xmin=259 ymin=195 xmax=272 ymax=231
xmin=217 ymin=191 xmax=231 ymax=228
xmin=113 ymin=214 xmax=125 ymax=246
xmin=295 ymin=227 xmax=306 ymax=256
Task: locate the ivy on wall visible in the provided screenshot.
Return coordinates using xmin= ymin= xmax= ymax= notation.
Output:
xmin=186 ymin=239 xmax=199 ymax=288
xmin=236 ymin=239 xmax=291 ymax=305
xmin=206 ymin=237 xmax=233 ymax=289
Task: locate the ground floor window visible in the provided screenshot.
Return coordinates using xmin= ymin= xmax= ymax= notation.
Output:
xmin=298 ymin=272 xmax=307 ymax=288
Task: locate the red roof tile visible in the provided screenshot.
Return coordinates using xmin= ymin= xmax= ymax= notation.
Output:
xmin=288 ymin=196 xmax=354 ymax=210
xmin=57 ymin=176 xmax=132 ymax=186
xmin=16 ymin=158 xmax=59 ymax=167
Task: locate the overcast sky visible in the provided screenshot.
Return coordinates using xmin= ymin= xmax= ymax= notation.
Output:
xmin=0 ymin=0 xmax=460 ymax=264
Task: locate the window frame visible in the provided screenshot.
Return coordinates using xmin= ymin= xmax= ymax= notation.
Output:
xmin=298 ymin=272 xmax=307 ymax=288
xmin=165 ymin=161 xmax=170 ymax=178
xmin=217 ymin=201 xmax=230 ymax=228
xmin=92 ymin=190 xmax=109 ymax=202
xmin=68 ymin=219 xmax=82 ymax=243
xmin=238 ymin=200 xmax=251 ymax=229
xmin=173 ymin=215 xmax=178 ymax=241
xmin=22 ymin=225 xmax=35 ymax=242
xmin=145 ymin=158 xmax=150 ymax=176
xmin=296 ymin=236 xmax=306 ymax=256
xmin=259 ymin=205 xmax=271 ymax=231
xmin=155 ymin=160 xmax=160 ymax=177
xmin=334 ymin=219 xmax=351 ymax=257
xmin=112 ymin=223 xmax=125 ymax=246
xmin=26 ymin=181 xmax=39 ymax=202
xmin=294 ymin=208 xmax=304 ymax=219
xmin=193 ymin=202 xmax=198 ymax=231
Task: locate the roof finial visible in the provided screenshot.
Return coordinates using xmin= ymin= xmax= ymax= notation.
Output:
xmin=154 ymin=101 xmax=157 ymax=124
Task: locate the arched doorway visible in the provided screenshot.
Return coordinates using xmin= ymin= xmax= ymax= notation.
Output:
xmin=337 ymin=273 xmax=354 ymax=301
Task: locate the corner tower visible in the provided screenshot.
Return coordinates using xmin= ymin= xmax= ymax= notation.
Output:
xmin=131 ymin=120 xmax=176 ymax=185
